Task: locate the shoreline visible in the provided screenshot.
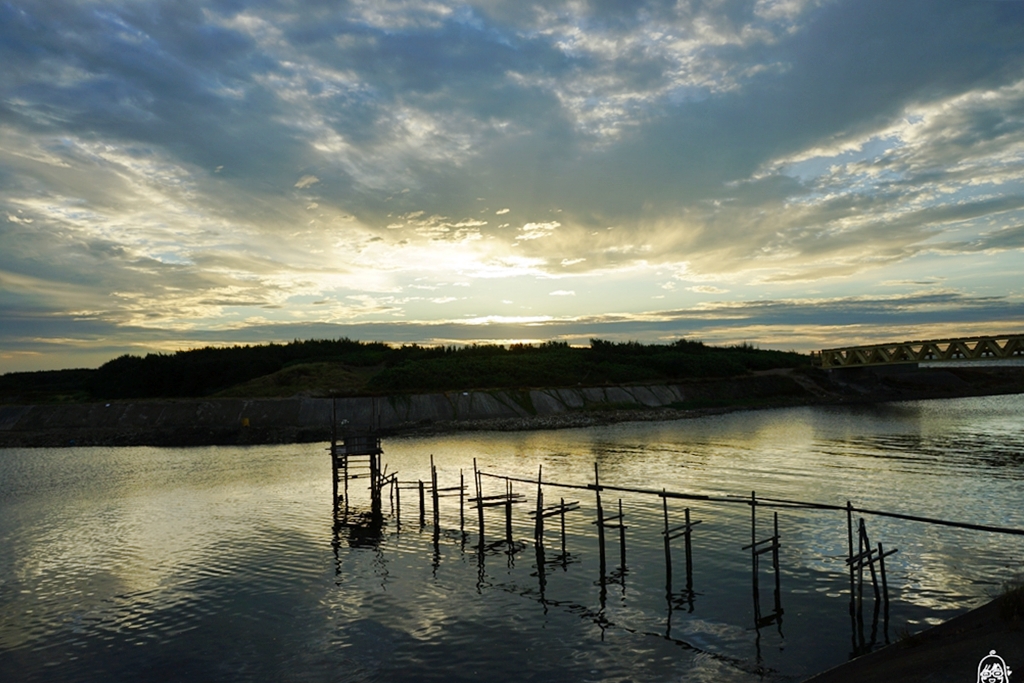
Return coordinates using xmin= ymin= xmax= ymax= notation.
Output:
xmin=1 ymin=366 xmax=1023 ymax=448
xmin=804 ymin=587 xmax=1024 ymax=683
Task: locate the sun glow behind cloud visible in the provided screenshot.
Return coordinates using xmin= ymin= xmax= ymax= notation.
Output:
xmin=2 ymin=0 xmax=1024 ymax=371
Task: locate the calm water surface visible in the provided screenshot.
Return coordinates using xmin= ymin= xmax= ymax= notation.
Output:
xmin=2 ymin=395 xmax=1023 ymax=682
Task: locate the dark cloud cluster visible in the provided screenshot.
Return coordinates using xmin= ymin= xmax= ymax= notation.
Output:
xmin=3 ymin=0 xmax=1024 ymax=370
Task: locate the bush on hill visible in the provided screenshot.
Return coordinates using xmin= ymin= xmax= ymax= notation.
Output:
xmin=0 ymin=338 xmax=808 ymax=402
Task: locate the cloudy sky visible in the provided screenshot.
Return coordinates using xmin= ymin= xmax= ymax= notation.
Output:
xmin=3 ymin=0 xmax=1024 ymax=372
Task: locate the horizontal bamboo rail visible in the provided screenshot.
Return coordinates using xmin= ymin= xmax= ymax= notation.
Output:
xmin=479 ymin=472 xmax=1024 ymax=536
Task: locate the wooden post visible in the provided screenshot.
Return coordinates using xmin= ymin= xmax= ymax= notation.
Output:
xmin=751 ymin=491 xmax=760 ymax=624
xmin=475 ymin=459 xmax=485 ymax=546
xmin=684 ymin=507 xmax=694 ymax=595
xmin=505 ymin=478 xmax=513 ymax=547
xmin=459 ymin=469 xmax=465 ymax=535
xmin=331 ymin=445 xmax=339 ymax=507
xmin=595 ymin=463 xmax=606 ymax=577
xmin=877 ymin=542 xmax=890 ymax=607
xmin=618 ymin=499 xmax=627 ymax=570
xmin=431 ymin=455 xmax=440 ymax=529
xmin=663 ymin=493 xmax=672 ymax=595
xmin=859 ymin=518 xmax=880 ymax=602
xmin=331 ymin=399 xmax=338 ymax=506
xmin=772 ymin=511 xmax=782 ymax=616
xmin=395 ymin=480 xmax=401 ymax=527
xmin=560 ymin=496 xmax=567 ymax=557
xmin=374 ymin=449 xmax=381 ymax=511
xmin=419 ymin=480 xmax=426 ymax=527
xmin=847 ymin=501 xmax=855 ymax=617
xmin=878 ymin=541 xmax=891 ymax=642
xmin=534 ymin=465 xmax=544 ymax=544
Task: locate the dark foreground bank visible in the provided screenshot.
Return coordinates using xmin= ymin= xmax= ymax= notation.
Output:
xmin=1 ymin=365 xmax=1023 ymax=448
xmin=804 ymin=587 xmax=1024 ymax=683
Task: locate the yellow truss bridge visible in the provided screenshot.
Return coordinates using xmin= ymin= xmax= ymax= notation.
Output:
xmin=814 ymin=334 xmax=1024 ymax=369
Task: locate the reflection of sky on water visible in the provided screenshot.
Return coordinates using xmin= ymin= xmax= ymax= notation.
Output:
xmin=1 ymin=394 xmax=1023 ymax=681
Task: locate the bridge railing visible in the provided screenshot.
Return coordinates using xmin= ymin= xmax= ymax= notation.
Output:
xmin=816 ymin=334 xmax=1024 ymax=368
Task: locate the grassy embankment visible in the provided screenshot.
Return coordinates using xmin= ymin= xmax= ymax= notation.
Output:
xmin=0 ymin=338 xmax=810 ymax=406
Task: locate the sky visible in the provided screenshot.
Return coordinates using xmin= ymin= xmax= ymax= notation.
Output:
xmin=3 ymin=0 xmax=1024 ymax=372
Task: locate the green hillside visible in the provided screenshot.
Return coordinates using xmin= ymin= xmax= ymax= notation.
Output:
xmin=0 ymin=338 xmax=809 ymax=403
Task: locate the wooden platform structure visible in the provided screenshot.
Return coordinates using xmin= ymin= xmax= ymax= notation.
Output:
xmin=329 ymin=398 xmax=394 ymax=519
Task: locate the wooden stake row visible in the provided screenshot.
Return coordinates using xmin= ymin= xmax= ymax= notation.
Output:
xmin=331 ymin=443 xmax=912 ymax=644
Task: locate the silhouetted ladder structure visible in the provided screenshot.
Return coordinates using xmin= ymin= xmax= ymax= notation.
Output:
xmin=743 ymin=491 xmax=783 ymax=630
xmin=662 ymin=492 xmax=701 ymax=607
xmin=329 ymin=398 xmax=390 ymax=519
xmin=472 ymin=458 xmax=526 ymax=548
xmin=529 ymin=465 xmax=581 ymax=558
xmin=845 ymin=503 xmax=898 ymax=654
xmin=591 ymin=464 xmax=628 ymax=578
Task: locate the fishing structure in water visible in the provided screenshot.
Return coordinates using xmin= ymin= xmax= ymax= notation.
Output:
xmin=327 ymin=410 xmax=1024 ymax=662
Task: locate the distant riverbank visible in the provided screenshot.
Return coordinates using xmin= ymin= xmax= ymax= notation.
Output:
xmin=2 ymin=365 xmax=1023 ymax=448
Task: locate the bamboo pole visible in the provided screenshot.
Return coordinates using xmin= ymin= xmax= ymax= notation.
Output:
xmin=475 ymin=459 xmax=485 ymax=546
xmin=505 ymin=478 xmax=513 ymax=547
xmin=595 ymin=463 xmax=606 ymax=577
xmin=419 ymin=480 xmax=426 ymax=527
xmin=750 ymin=491 xmax=761 ymax=626
xmin=535 ymin=465 xmax=544 ymax=544
xmin=560 ymin=497 xmax=567 ymax=558
xmin=772 ymin=511 xmax=782 ymax=617
xmin=684 ymin=507 xmax=694 ymax=595
xmin=479 ymin=471 xmax=1024 ymax=537
xmin=431 ymin=455 xmax=440 ymax=529
xmin=618 ymin=499 xmax=627 ymax=570
xmin=847 ymin=501 xmax=855 ymax=618
xmin=663 ymin=492 xmax=672 ymax=595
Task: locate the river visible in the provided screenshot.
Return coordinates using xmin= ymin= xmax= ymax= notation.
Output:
xmin=2 ymin=394 xmax=1022 ymax=682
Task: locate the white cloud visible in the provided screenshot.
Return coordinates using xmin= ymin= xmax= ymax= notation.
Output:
xmin=517 ymin=221 xmax=560 ymax=240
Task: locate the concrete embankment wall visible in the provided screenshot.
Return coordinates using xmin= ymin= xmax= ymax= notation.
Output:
xmin=0 ymin=375 xmax=803 ymax=447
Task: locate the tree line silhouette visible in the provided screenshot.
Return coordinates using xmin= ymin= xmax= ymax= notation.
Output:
xmin=0 ymin=338 xmax=807 ymax=402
